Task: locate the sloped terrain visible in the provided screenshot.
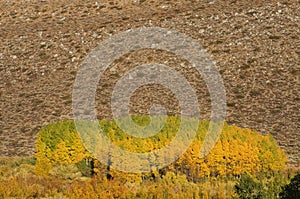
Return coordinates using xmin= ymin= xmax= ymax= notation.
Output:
xmin=0 ymin=0 xmax=299 ymax=166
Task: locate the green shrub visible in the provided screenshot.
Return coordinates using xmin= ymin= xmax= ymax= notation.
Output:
xmin=234 ymin=175 xmax=264 ymax=199
xmin=234 ymin=172 xmax=288 ymax=199
xmin=280 ymin=173 xmax=300 ymax=199
xmin=75 ymin=158 xmax=94 ymax=177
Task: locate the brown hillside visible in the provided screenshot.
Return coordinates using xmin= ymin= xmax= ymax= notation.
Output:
xmin=0 ymin=0 xmax=299 ymax=166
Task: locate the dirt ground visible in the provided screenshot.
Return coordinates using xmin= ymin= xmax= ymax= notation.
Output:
xmin=0 ymin=0 xmax=299 ymax=166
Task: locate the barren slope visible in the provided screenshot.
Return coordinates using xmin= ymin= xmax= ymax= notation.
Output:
xmin=0 ymin=0 xmax=299 ymax=166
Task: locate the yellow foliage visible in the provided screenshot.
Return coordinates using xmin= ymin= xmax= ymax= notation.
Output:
xmin=35 ymin=118 xmax=287 ymax=181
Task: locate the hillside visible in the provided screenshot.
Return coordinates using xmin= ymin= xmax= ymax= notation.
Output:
xmin=0 ymin=0 xmax=299 ymax=166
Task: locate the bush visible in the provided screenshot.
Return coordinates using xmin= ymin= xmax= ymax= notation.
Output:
xmin=49 ymin=164 xmax=82 ymax=180
xmin=234 ymin=175 xmax=264 ymax=199
xmin=75 ymin=158 xmax=94 ymax=177
xmin=234 ymin=172 xmax=288 ymax=199
xmin=280 ymin=173 xmax=300 ymax=199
